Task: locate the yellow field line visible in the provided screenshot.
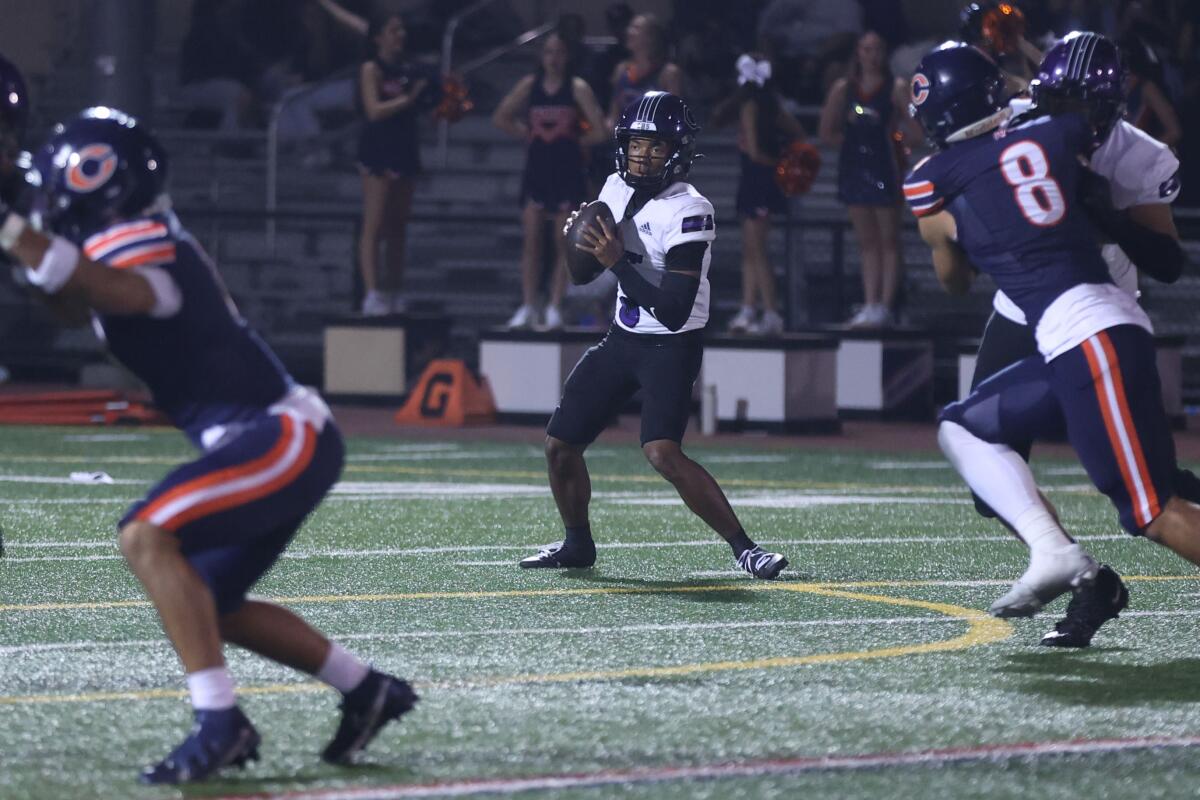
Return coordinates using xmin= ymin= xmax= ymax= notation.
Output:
xmin=0 ymin=585 xmax=1010 ymax=707
xmin=2 ymin=575 xmax=1196 ymax=614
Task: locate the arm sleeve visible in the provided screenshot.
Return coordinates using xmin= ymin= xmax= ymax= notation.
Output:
xmin=1080 ymin=182 xmax=1186 ymax=284
xmin=903 ymin=156 xmax=947 ymax=218
xmin=610 ymin=242 xmax=706 ymax=332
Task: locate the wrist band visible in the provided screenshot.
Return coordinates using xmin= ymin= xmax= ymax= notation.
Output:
xmin=25 ymin=236 xmax=80 ymax=294
xmin=0 ymin=213 xmax=27 ymax=251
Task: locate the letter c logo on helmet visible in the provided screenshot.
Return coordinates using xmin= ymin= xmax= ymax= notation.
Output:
xmin=65 ymin=144 xmax=118 ymax=193
xmin=911 ymin=73 xmax=931 ymax=106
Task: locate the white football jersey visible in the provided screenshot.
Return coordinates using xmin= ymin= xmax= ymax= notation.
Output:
xmin=992 ymin=116 xmax=1180 ymax=325
xmin=597 ymin=173 xmax=715 ymax=335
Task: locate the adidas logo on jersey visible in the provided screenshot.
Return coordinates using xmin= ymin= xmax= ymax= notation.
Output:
xmin=638 ymin=221 xmax=652 ymax=235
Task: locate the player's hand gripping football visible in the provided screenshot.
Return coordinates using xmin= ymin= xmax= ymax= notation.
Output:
xmin=561 ymin=203 xmax=586 ymax=237
xmin=575 ymin=213 xmax=624 ymax=269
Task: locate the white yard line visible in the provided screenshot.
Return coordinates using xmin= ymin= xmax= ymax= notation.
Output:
xmin=0 ymin=533 xmax=1131 ymax=564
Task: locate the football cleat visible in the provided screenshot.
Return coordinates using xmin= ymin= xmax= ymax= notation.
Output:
xmin=139 ymin=706 xmax=260 ymax=785
xmin=322 ymin=670 xmax=419 ymax=765
xmin=518 ymin=541 xmax=596 ymax=569
xmin=1041 ymin=564 xmax=1129 ymax=648
xmin=989 ymin=544 xmax=1098 ymax=618
xmin=736 ymin=546 xmax=788 ymax=580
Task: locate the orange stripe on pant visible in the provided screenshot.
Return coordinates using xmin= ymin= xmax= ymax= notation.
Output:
xmin=165 ymin=422 xmax=318 ymax=532
xmin=1082 ymin=334 xmax=1155 ymax=527
xmin=1096 ymin=331 xmax=1160 ymax=522
xmin=136 ymin=415 xmax=300 ymax=532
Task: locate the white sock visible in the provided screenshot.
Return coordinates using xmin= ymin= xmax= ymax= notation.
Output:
xmin=317 ymin=642 xmax=370 ymax=694
xmin=938 ymin=421 xmax=1074 ymax=552
xmin=186 ymin=666 xmax=236 ymax=711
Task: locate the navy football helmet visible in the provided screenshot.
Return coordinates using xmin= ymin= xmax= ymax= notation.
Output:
xmin=26 ymin=107 xmax=168 ymax=243
xmin=909 ymin=42 xmax=1007 ymax=148
xmin=614 ymin=91 xmax=700 ymax=194
xmin=1030 ymin=31 xmax=1125 ymax=140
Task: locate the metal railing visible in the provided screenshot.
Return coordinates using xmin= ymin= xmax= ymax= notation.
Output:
xmin=437 ymin=0 xmax=555 ymax=165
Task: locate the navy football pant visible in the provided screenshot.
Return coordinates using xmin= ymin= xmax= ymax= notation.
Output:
xmin=944 ymin=325 xmax=1175 ymax=535
xmin=121 ymin=412 xmax=344 ymax=614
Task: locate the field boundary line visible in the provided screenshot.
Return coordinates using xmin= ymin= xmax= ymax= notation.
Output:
xmin=204 ymin=735 xmax=1200 ymax=799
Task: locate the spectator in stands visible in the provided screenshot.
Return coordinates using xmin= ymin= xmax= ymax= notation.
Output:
xmin=493 ymin=33 xmax=607 ymax=330
xmin=177 ymin=0 xmax=260 ymax=131
xmin=355 ymin=13 xmax=431 ymax=316
xmin=607 ymin=14 xmax=684 ymax=126
xmin=274 ymin=0 xmax=369 ymax=149
xmin=959 ymin=2 xmax=1042 ymax=92
xmin=712 ymin=53 xmax=806 ymax=336
xmin=756 ymin=0 xmax=864 ymax=102
xmin=819 ymin=30 xmax=921 ymax=329
xmin=585 ymin=3 xmax=633 ymax=192
xmin=1122 ymin=35 xmax=1183 ymax=147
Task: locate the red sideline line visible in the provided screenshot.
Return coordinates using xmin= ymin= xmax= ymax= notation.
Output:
xmin=213 ymin=735 xmax=1200 ymax=799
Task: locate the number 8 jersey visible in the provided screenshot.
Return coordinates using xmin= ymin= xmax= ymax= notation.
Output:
xmin=903 ymin=112 xmax=1150 ymax=360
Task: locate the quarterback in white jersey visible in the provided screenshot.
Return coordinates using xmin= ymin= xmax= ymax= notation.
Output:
xmin=597 ymin=172 xmax=715 ymax=334
xmin=520 ymin=91 xmax=788 ymax=580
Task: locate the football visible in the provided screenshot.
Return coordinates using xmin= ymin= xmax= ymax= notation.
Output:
xmin=563 ymin=200 xmax=617 ymax=286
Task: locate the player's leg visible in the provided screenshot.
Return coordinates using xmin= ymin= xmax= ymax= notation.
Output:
xmin=1055 ymin=327 xmax=1200 ymax=564
xmin=872 ymin=204 xmax=903 ymax=320
xmin=381 ymin=175 xmax=415 ymax=310
xmin=847 ymin=205 xmax=882 ymax=325
xmin=522 ymin=333 xmax=638 ymax=568
xmin=939 ymin=356 xmax=1098 ymax=616
xmin=358 ymin=171 xmax=389 ymax=314
xmin=636 ymin=334 xmax=787 ymax=578
xmin=510 ymin=201 xmax=544 ymax=328
xmin=218 ymin=596 xmax=417 ymax=766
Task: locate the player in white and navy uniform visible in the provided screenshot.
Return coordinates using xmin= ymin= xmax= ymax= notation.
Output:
xmin=519 ymin=92 xmax=788 ymax=579
xmin=932 ymin=33 xmax=1195 ymax=646
xmin=906 ymin=42 xmax=1200 ymax=647
xmin=6 ymin=109 xmax=415 ymax=784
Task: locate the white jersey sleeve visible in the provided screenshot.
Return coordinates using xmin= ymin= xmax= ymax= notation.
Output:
xmin=1089 ymin=120 xmax=1180 ymax=209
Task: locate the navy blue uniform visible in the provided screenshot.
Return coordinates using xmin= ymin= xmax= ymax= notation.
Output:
xmin=837 ymin=82 xmax=901 ymax=207
xmin=908 ymin=114 xmax=1177 ymax=534
xmin=91 ymin=213 xmax=344 ymax=613
xmin=356 ymin=57 xmax=422 ymax=177
xmin=520 ymin=77 xmax=586 ymax=211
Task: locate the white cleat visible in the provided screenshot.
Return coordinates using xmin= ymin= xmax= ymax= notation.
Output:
xmin=988 ymin=544 xmax=1099 ymax=618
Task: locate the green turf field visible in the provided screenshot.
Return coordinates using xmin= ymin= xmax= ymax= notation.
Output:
xmin=2 ymin=424 xmax=1199 ymax=799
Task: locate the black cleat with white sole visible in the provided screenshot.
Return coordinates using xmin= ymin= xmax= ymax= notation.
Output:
xmin=737 ymin=546 xmax=788 ymax=580
xmin=322 ymin=670 xmax=418 ymax=764
xmin=519 ymin=541 xmax=596 ymax=569
xmin=1041 ymin=564 xmax=1129 ymax=648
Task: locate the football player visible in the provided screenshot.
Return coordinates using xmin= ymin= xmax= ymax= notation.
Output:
xmin=957 ymin=32 xmax=1193 ymax=646
xmin=520 ymin=91 xmax=789 ymax=579
xmin=4 ymin=109 xmax=416 ymax=783
xmin=905 ymin=43 xmax=1200 ymax=638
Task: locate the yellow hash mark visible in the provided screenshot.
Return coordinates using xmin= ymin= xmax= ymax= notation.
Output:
xmin=0 ymin=585 xmax=1009 ymax=706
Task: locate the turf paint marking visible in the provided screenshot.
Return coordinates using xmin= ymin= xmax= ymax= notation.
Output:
xmin=0 ymin=533 xmax=1131 ymax=564
xmin=204 ymin=735 xmax=1200 ymax=799
xmin=0 ymin=616 xmax=973 ymax=656
xmin=0 ymin=582 xmax=1009 ymax=705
